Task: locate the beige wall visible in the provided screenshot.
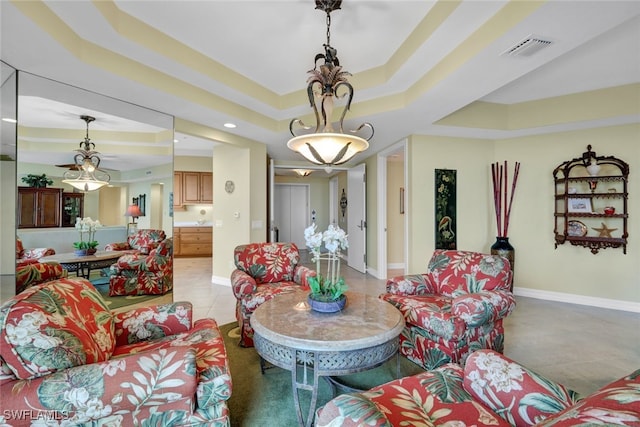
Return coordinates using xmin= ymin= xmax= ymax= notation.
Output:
xmin=362 ymin=123 xmax=639 ymax=307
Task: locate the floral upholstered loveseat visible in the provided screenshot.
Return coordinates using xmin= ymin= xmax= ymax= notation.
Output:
xmin=0 ymin=277 xmax=232 ymax=426
xmin=381 ymin=250 xmax=516 ymax=370
xmin=316 ymin=349 xmax=640 ymax=426
xmin=109 ymin=237 xmax=173 ymax=296
xmin=230 ymin=242 xmax=315 ymax=347
xmin=105 ymin=228 xmax=166 ymax=255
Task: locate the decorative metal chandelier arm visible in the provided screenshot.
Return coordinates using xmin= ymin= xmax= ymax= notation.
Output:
xmin=287 ymin=0 xmax=372 ymax=172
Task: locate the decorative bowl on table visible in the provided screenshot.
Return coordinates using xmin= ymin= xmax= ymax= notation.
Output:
xmin=308 ymin=294 xmax=347 ymax=313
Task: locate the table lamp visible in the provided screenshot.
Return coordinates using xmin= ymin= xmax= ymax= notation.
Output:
xmin=125 ymin=204 xmax=143 ymax=235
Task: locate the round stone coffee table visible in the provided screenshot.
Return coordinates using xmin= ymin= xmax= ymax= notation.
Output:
xmin=250 ymin=290 xmax=404 ymax=427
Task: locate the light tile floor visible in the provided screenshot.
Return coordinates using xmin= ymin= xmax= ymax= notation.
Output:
xmin=174 ymin=256 xmax=640 ymax=396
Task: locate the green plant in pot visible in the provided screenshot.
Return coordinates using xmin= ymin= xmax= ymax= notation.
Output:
xmin=21 ymin=173 xmax=53 ymax=188
xmin=304 ymin=224 xmax=349 ymax=312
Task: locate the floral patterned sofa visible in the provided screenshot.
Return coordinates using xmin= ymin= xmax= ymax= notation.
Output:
xmin=316 ymin=349 xmax=640 ymax=426
xmin=105 ymin=228 xmax=166 ymax=255
xmin=109 ymin=237 xmax=173 ymax=296
xmin=0 ymin=277 xmax=232 ymax=426
xmin=15 ymin=261 xmax=67 ymax=294
xmin=381 ymin=250 xmax=516 ymax=370
xmin=16 ymin=237 xmax=55 ymax=266
xmin=230 ymin=242 xmax=315 ymax=347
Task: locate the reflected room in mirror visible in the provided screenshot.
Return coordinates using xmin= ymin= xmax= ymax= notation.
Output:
xmin=15 ymin=71 xmax=174 ymax=307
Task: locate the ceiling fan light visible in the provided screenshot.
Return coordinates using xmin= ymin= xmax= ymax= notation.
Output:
xmin=62 ymin=177 xmax=109 ymax=192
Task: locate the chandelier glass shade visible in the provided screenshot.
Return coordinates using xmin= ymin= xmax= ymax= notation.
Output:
xmin=287 ymin=0 xmax=373 ymax=173
xmin=62 ymin=115 xmax=110 ymax=191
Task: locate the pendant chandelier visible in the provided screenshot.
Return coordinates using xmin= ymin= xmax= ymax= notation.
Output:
xmin=287 ymin=0 xmax=373 ymax=173
xmin=62 ymin=115 xmax=111 ymax=191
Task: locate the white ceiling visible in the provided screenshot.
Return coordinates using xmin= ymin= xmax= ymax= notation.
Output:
xmin=2 ymin=1 xmax=639 ymax=170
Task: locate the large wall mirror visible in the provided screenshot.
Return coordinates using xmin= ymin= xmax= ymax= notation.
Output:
xmin=1 ymin=61 xmax=18 ymax=299
xmin=13 ymin=71 xmax=174 ymax=303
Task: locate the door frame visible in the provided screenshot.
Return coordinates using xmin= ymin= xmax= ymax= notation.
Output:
xmin=376 ymin=139 xmax=408 ymax=280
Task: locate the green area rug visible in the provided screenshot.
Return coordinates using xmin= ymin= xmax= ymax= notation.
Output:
xmin=220 ymin=322 xmax=425 ymax=426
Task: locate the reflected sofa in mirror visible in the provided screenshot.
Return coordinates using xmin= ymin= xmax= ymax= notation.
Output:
xmin=15 ymin=71 xmax=174 ymax=308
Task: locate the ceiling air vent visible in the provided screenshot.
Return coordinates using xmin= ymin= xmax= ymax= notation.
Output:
xmin=502 ymin=35 xmax=553 ymax=57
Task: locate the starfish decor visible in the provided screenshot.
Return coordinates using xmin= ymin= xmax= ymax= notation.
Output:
xmin=592 ymin=222 xmax=617 ymax=238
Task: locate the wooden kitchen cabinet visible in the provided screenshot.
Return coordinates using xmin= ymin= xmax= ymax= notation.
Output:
xmin=173 ymin=171 xmax=185 ymax=210
xmin=175 ymin=171 xmax=213 ymax=205
xmin=18 ymin=187 xmax=62 ymax=228
xmin=174 ymin=227 xmax=212 ymax=257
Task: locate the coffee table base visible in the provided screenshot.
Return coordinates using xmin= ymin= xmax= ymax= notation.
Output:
xmin=254 ymin=334 xmax=399 ymax=427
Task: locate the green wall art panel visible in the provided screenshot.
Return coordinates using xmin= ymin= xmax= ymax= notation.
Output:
xmin=435 ymin=169 xmax=456 ymax=249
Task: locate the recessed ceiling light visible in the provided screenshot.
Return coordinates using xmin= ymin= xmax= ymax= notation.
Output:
xmin=224 ymin=123 xmax=237 ymax=129
xmin=173 ymin=139 xmax=179 ymax=143
xmin=2 ymin=117 xmax=17 ymax=123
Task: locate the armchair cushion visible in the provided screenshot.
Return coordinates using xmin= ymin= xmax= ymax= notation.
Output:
xmin=0 ymin=278 xmax=231 ymax=426
xmin=1 ymin=277 xmax=116 ymax=380
xmin=233 ymin=242 xmax=301 ymax=284
xmin=464 ymin=350 xmax=580 ymax=426
xmin=15 ymin=261 xmax=67 ymax=294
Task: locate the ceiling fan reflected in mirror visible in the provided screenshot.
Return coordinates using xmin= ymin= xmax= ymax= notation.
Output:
xmin=61 ymin=115 xmax=111 ymax=191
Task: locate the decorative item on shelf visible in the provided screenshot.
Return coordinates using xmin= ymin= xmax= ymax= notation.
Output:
xmin=73 ymin=217 xmax=102 ymax=255
xmin=586 ymin=157 xmax=601 ymax=176
xmin=592 ymin=222 xmax=617 ymax=238
xmin=490 ymin=160 xmax=521 ymax=282
xmin=287 ymin=0 xmax=373 ymax=173
xmin=21 ymin=173 xmax=53 ymax=188
xmin=304 ymin=223 xmax=349 ymax=313
xmin=60 ymin=115 xmax=111 ymax=192
xmin=604 ymin=206 xmax=616 ymax=216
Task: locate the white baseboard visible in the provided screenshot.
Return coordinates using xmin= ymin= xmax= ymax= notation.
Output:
xmin=366 ymin=267 xmax=383 ymax=280
xmin=514 ymin=286 xmax=640 ymax=313
xmin=212 ymin=275 xmax=231 ymax=287
xmin=387 ymin=263 xmax=405 ymax=270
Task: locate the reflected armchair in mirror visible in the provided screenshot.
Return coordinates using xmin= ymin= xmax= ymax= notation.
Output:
xmin=105 ymin=229 xmax=166 ymax=255
xmin=109 ymin=238 xmax=173 ymax=296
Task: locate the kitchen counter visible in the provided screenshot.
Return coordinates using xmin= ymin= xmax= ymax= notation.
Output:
xmin=174 ymin=222 xmax=213 ymax=227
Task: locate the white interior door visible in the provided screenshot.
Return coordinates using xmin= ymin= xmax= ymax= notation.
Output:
xmin=274 ymin=184 xmax=309 ymax=249
xmin=347 ymin=164 xmax=366 ymax=273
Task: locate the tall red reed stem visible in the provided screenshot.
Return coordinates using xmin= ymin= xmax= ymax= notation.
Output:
xmin=492 ymin=161 xmax=521 ymax=237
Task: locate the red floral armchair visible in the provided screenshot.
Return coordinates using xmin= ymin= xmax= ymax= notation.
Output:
xmin=109 ymin=237 xmax=173 ymax=296
xmin=231 ymin=242 xmax=315 ymax=347
xmin=15 ymin=261 xmax=67 ymax=294
xmin=0 ymin=277 xmax=232 ymax=426
xmin=381 ymin=249 xmax=515 ymax=370
xmin=317 ymin=349 xmax=640 ymax=426
xmin=105 ymin=229 xmax=166 ymax=255
xmin=16 ymin=237 xmax=55 ymax=266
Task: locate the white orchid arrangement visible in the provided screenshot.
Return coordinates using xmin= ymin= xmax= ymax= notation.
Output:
xmin=304 ymin=224 xmax=349 ymax=301
xmin=74 ymin=217 xmax=102 ymax=250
